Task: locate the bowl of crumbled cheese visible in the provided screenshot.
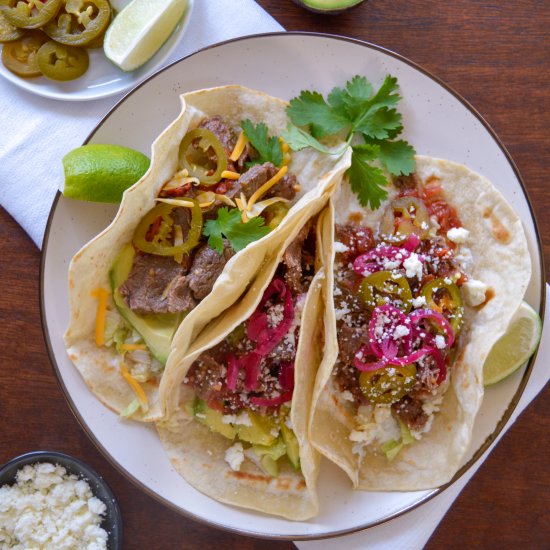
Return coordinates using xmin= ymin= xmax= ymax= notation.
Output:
xmin=0 ymin=450 xmax=122 ymax=549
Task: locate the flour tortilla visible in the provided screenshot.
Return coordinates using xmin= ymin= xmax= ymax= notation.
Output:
xmin=64 ymin=85 xmax=349 ymax=422
xmin=156 ymin=208 xmax=333 ymax=520
xmin=309 ymin=156 xmax=532 ymax=490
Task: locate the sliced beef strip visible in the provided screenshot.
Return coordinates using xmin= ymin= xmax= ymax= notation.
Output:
xmin=198 ymin=115 xmax=236 ymax=155
xmin=187 ymin=241 xmax=235 ymax=300
xmin=282 ymin=223 xmax=310 ymax=295
xmin=337 ymin=322 xmax=370 ymax=366
xmin=392 ymin=395 xmax=428 ymax=430
xmin=119 ymin=253 xmax=195 ymax=315
xmin=226 ymin=162 xmax=278 ymax=200
xmin=270 ymin=170 xmax=298 ymax=201
xmin=392 ymin=173 xmax=420 ymax=191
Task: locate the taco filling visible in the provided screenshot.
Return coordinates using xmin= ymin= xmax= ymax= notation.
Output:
xmin=99 ymin=115 xmax=301 ymax=410
xmin=182 ymin=223 xmax=316 ymax=476
xmin=331 ymin=174 xmax=488 ymax=461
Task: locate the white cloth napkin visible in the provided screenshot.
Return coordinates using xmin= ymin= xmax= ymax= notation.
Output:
xmin=296 ymin=287 xmax=550 ymax=550
xmin=0 ymin=0 xmax=283 ymax=248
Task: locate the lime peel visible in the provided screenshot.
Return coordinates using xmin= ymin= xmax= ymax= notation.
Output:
xmin=483 ymin=301 xmax=542 ymax=386
xmin=104 ymin=0 xmax=188 ymax=72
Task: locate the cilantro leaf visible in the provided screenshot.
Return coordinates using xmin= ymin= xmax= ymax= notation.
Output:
xmin=281 ymin=124 xmax=332 ymax=153
xmin=287 ymin=90 xmax=350 ymax=138
xmin=203 ymin=207 xmax=270 ymax=253
xmin=377 ymin=140 xmax=416 ymax=176
xmin=284 ymin=74 xmax=415 ymax=210
xmin=352 ymin=75 xmax=401 ymax=133
xmin=355 ymin=108 xmax=403 ymax=140
xmin=241 ymin=119 xmax=283 ymax=167
xmin=347 ymin=145 xmax=389 ymax=209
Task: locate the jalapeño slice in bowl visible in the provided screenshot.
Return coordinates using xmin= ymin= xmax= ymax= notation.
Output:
xmin=1 ymin=30 xmax=48 ymax=77
xmin=0 ymin=11 xmax=25 ymax=42
xmin=37 ymin=40 xmax=89 ymax=81
xmin=1 ymin=0 xmax=62 ymax=29
xmin=43 ymin=0 xmax=111 ymax=47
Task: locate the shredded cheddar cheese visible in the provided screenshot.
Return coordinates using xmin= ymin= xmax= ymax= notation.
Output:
xmin=229 ymin=131 xmax=248 ymax=162
xmin=120 ymin=362 xmax=149 ymax=410
xmin=246 ymin=165 xmax=288 ymax=212
xmin=119 ymin=344 xmax=148 ymax=351
xmin=91 ymin=288 xmax=109 ymax=347
xmin=221 ymin=170 xmax=240 ymax=180
xmin=279 ymin=137 xmax=290 ymax=153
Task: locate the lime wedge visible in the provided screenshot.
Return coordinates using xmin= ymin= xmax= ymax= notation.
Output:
xmin=62 ymin=144 xmax=150 ymax=203
xmin=104 ymin=0 xmax=188 ymax=72
xmin=483 ymin=301 xmax=542 ymax=386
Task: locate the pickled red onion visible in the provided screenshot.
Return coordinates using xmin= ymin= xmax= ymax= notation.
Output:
xmin=354 ymin=344 xmax=388 ymax=372
xmin=278 ymin=361 xmax=295 ymax=391
xmin=368 ymin=304 xmax=412 ymax=359
xmin=226 ymin=353 xmax=240 ymax=391
xmin=250 ymin=392 xmax=293 ymax=408
xmin=247 ymin=278 xmax=294 ymax=356
xmin=409 ymin=308 xmax=455 ymax=348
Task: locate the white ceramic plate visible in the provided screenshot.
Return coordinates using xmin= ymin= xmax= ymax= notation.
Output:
xmin=41 ymin=33 xmax=544 ymax=539
xmin=0 ymin=0 xmax=194 ymax=101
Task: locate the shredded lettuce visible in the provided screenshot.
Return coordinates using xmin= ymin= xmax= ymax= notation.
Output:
xmin=120 ymin=398 xmax=140 ymax=419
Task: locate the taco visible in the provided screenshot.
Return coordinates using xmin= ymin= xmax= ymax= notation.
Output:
xmin=309 ymin=157 xmax=531 ymax=490
xmin=156 ymin=210 xmax=333 ymax=520
xmin=64 ymin=85 xmax=348 ymax=422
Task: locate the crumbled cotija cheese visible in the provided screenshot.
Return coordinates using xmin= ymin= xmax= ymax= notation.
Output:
xmin=0 ymin=462 xmax=108 ymax=550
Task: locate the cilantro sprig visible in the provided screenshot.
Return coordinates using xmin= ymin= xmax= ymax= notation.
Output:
xmin=240 ymin=119 xmax=283 ymax=167
xmin=203 ymin=207 xmax=270 ymax=253
xmin=282 ymin=75 xmax=416 ymax=209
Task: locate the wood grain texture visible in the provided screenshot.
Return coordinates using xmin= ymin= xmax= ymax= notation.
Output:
xmin=1 ymin=0 xmax=549 ymax=548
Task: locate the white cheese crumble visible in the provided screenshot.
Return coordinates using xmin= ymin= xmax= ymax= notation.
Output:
xmin=333 ymin=241 xmax=350 ymax=253
xmin=393 ymin=325 xmax=410 ymax=339
xmin=221 ymin=412 xmax=253 ymax=426
xmin=0 ymin=462 xmax=108 ymax=550
xmin=350 ymin=404 xmax=400 ymax=450
xmin=224 ymin=443 xmax=245 ymax=471
xmin=403 ymin=253 xmax=423 ymax=279
xmin=446 ymin=226 xmax=470 ymax=243
xmin=334 ymin=303 xmax=351 ymax=321
xmin=411 ymin=295 xmax=426 ymax=308
xmin=434 ymin=335 xmax=446 ymax=349
xmin=463 ymin=279 xmax=488 ymax=306
xmin=341 ymin=390 xmax=355 ymax=402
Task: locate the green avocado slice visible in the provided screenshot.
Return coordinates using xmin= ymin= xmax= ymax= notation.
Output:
xmin=236 ymin=411 xmax=278 ymax=447
xmin=193 ymin=399 xmax=237 ymax=440
xmin=109 ymin=244 xmax=182 ymax=364
xmin=280 ymin=418 xmax=301 ymax=471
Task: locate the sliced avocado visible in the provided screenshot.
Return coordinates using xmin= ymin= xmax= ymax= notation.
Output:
xmin=109 ymin=244 xmax=182 ymax=364
xmin=280 ymin=419 xmax=301 ymax=471
xmin=261 ymin=455 xmax=279 ymax=477
xmin=193 ymin=399 xmax=236 ymax=440
xmin=236 ymin=411 xmax=278 ymax=446
xmin=253 ymin=438 xmax=287 ymax=477
xmin=294 ymin=0 xmax=364 ymax=14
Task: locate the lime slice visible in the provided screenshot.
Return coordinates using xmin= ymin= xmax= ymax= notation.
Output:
xmin=483 ymin=301 xmax=542 ymax=386
xmin=62 ymin=144 xmax=150 ymax=203
xmin=104 ymin=0 xmax=188 ymax=72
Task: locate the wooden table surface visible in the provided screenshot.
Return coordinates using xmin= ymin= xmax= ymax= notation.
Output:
xmin=1 ymin=0 xmax=549 ymax=547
